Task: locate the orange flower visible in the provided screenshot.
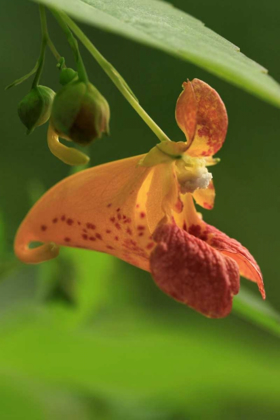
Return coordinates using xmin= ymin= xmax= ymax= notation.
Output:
xmin=14 ymin=79 xmax=265 ymax=318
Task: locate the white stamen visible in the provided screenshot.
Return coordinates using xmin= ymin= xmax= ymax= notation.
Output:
xmin=176 ymin=158 xmax=212 ymax=194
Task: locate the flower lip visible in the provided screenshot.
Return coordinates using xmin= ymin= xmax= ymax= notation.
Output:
xmin=150 ymin=222 xmax=240 ymax=318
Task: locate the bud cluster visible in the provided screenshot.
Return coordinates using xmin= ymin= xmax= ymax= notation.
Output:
xmin=17 ymin=68 xmax=110 ymax=150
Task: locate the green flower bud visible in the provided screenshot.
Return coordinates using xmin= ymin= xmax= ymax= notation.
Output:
xmin=18 ymin=86 xmax=55 ymax=134
xmin=51 ymin=81 xmax=110 ymax=145
xmin=59 ymin=68 xmax=78 ymax=86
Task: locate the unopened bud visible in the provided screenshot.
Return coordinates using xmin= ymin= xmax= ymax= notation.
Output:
xmin=51 ymin=81 xmax=110 ymax=145
xmin=59 ymin=68 xmax=78 ymax=86
xmin=18 ymin=86 xmax=55 ymax=134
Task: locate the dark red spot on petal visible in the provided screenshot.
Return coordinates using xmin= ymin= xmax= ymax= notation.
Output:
xmin=95 ymin=233 xmax=102 ymax=240
xmin=137 ymin=225 xmax=145 ymax=231
xmin=89 ymin=236 xmax=96 ymax=241
xmin=106 ymin=229 xmax=111 ymax=234
xmin=146 ymin=242 xmax=154 ymax=250
xmin=107 ymin=203 xmax=112 ymax=208
xmin=126 ymin=228 xmax=132 ymax=235
xmin=138 ymin=232 xmax=144 ymax=237
xmin=67 ymin=218 xmax=74 ymax=226
xmin=106 ymin=245 xmax=114 ymax=250
xmin=86 ymin=223 xmax=96 ymax=230
xmin=61 ymin=215 xmax=66 ymax=221
xmin=116 ymin=208 xmax=120 ymax=212
xmin=203 ymin=202 xmax=213 ymax=210
xmin=52 ymin=218 xmax=58 ymax=224
xmin=64 ymin=237 xmax=71 ymax=242
xmin=140 ymin=212 xmax=146 ymax=218
xmin=114 ymin=236 xmax=119 ymax=241
xmin=41 ymin=225 xmax=47 ymax=231
xmin=117 ymin=213 xmax=122 ymax=220
xmin=110 ymin=217 xmax=116 ymax=223
xmin=82 ymin=234 xmax=88 ymax=240
xmin=124 ymin=218 xmax=131 ymax=224
xmin=115 ymin=223 xmax=121 ymax=230
xmin=189 ymin=224 xmax=208 ymax=241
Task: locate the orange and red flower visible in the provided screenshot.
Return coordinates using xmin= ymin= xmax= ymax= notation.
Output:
xmin=14 ymin=79 xmax=264 ymax=318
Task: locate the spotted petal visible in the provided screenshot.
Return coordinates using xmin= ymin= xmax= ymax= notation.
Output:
xmin=14 ymin=157 xmax=179 ymax=272
xmin=176 ymin=79 xmax=228 ymax=157
xmin=150 ymin=223 xmax=240 ymax=318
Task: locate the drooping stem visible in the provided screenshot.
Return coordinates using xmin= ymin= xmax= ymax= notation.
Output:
xmin=50 ymin=9 xmax=89 ymax=84
xmin=55 ymin=10 xmax=171 ymax=144
xmin=47 ymin=37 xmax=63 ymax=63
xmin=32 ymin=6 xmax=48 ymax=88
xmin=40 ymin=6 xmax=64 ymax=64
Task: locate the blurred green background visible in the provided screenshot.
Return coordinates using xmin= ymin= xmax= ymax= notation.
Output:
xmin=1 ymin=0 xmax=280 ymax=418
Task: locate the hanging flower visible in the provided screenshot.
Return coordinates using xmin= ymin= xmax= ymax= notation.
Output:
xmin=14 ymin=79 xmax=264 ymax=318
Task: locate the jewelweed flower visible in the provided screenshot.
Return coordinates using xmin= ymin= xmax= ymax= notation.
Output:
xmin=15 ymin=79 xmax=265 ymax=318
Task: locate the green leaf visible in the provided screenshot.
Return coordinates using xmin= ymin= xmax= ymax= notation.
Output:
xmin=0 ymin=304 xmax=280 ymax=412
xmin=32 ymin=0 xmax=280 ymax=108
xmin=233 ymin=287 xmax=280 ymax=339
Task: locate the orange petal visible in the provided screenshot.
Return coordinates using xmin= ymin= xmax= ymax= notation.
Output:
xmin=15 ymin=155 xmax=153 ymax=270
xmin=150 ymin=223 xmax=239 ymax=318
xmin=144 ymin=162 xmax=182 ymax=233
xmin=176 ymin=79 xmax=228 ymax=157
xmin=193 ymin=180 xmax=215 ymax=210
xmin=14 ymin=157 xmax=180 ymax=273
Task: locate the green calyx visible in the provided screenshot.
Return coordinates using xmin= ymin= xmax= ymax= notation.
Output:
xmin=59 ymin=68 xmax=78 ymax=85
xmin=18 ymin=86 xmax=55 ymax=134
xmin=139 ymin=141 xmax=188 ymax=167
xmin=51 ymin=81 xmax=110 ymax=145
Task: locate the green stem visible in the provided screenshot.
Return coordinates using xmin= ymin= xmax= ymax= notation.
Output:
xmin=56 ymin=11 xmax=171 ymax=143
xmin=40 ymin=7 xmax=64 ymax=64
xmin=47 ymin=37 xmax=63 ymax=64
xmin=50 ymin=9 xmax=88 ymax=84
xmin=32 ymin=6 xmax=48 ymax=88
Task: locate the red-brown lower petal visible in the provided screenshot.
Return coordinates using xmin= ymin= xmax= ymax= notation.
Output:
xmin=150 ymin=223 xmax=240 ymax=318
xmin=204 ymin=224 xmax=265 ymax=299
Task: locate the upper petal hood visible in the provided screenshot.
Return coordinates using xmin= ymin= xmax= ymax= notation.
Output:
xmin=175 ymin=79 xmax=228 ymax=157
